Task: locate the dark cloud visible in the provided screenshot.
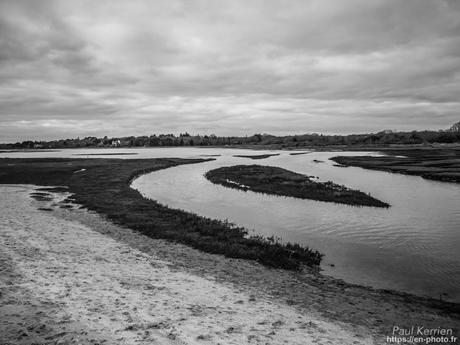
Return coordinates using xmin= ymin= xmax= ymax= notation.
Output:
xmin=0 ymin=0 xmax=459 ymax=142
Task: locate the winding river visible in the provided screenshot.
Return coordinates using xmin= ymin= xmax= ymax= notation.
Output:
xmin=2 ymin=147 xmax=460 ymax=301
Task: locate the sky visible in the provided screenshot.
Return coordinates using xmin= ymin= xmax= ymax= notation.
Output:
xmin=1 ymin=0 xmax=460 ymax=142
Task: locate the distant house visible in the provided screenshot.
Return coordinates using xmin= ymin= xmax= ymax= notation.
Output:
xmin=111 ymin=140 xmax=121 ymax=147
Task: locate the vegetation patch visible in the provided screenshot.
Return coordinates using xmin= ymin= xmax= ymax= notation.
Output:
xmin=0 ymin=158 xmax=322 ymax=269
xmin=205 ymin=165 xmax=390 ymax=208
xmin=331 ymin=148 xmax=460 ymax=183
xmin=30 ymin=192 xmax=53 ymax=201
xmin=233 ymin=154 xmax=280 ymax=160
xmin=37 ymin=186 xmax=69 ymax=193
xmin=289 ymin=152 xmax=310 ymax=156
xmin=72 ymin=153 xmax=138 ymax=156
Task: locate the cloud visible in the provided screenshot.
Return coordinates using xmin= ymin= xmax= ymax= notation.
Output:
xmin=0 ymin=0 xmax=459 ymax=141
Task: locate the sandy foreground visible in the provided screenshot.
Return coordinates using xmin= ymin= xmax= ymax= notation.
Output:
xmin=0 ymin=185 xmax=458 ymax=345
xmin=0 ymin=185 xmax=372 ymax=345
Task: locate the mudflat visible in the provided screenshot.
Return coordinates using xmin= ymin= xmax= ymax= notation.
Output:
xmin=0 ymin=185 xmax=364 ymax=344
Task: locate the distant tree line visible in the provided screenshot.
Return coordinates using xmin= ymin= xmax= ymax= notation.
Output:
xmin=2 ymin=122 xmax=459 ymax=149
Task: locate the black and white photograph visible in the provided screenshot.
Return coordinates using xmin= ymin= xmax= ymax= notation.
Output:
xmin=0 ymin=1 xmax=459 ymax=344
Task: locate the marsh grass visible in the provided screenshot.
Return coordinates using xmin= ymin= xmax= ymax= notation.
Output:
xmin=206 ymin=164 xmax=390 ymax=208
xmin=331 ymin=148 xmax=460 ymax=183
xmin=233 ymin=154 xmax=280 ymax=160
xmin=0 ymin=157 xmax=322 ymax=269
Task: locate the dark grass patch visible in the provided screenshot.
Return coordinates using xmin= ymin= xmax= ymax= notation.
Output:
xmin=0 ymin=149 xmax=58 ymax=153
xmin=30 ymin=193 xmax=53 ymax=201
xmin=233 ymin=154 xmax=280 ymax=160
xmin=72 ymin=153 xmax=138 ymax=156
xmin=37 ymin=186 xmax=69 ymax=193
xmin=289 ymin=152 xmax=310 ymax=156
xmin=205 ymin=165 xmax=389 ymax=208
xmin=38 ymin=207 xmax=53 ymax=211
xmin=31 ymin=192 xmax=51 ymax=196
xmin=32 ymin=196 xmax=53 ymax=201
xmin=331 ymin=148 xmax=460 ymax=183
xmin=0 ymin=157 xmax=322 ymax=269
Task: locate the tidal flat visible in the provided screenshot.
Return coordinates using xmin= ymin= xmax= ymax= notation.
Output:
xmin=1 ymin=185 xmax=361 ymax=345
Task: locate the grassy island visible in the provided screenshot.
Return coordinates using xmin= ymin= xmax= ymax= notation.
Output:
xmin=205 ymin=164 xmax=390 ymax=208
xmin=0 ymin=158 xmax=322 ymax=269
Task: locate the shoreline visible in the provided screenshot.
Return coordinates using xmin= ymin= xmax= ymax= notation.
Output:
xmin=1 ymin=184 xmax=459 ymax=344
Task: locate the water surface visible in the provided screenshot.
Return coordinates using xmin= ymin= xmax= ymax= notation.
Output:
xmin=132 ymin=149 xmax=460 ymax=302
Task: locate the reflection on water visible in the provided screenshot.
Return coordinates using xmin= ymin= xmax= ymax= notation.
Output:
xmin=3 ymin=148 xmax=460 ymax=301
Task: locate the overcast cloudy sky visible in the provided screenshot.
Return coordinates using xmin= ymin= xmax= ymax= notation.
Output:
xmin=1 ymin=0 xmax=459 ymax=141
